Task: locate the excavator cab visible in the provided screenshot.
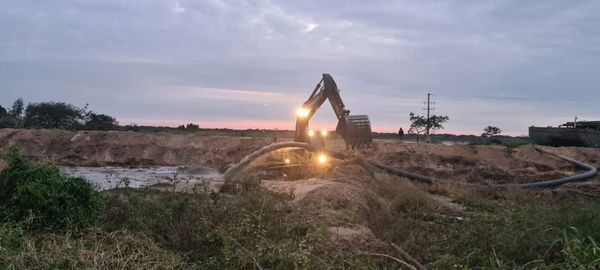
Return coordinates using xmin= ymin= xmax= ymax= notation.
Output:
xmin=294 ymin=74 xmax=373 ymax=148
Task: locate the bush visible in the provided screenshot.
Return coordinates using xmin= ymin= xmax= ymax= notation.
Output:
xmin=84 ymin=113 xmax=118 ymax=130
xmin=0 ymin=148 xmax=103 ymax=231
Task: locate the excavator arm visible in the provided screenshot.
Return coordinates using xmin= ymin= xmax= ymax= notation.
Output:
xmin=294 ymin=74 xmax=372 ymax=148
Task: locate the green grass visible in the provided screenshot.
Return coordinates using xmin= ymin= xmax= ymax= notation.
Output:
xmin=467 ymin=137 xmax=534 ymax=149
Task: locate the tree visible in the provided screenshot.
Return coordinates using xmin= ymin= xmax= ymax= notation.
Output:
xmin=0 ymin=98 xmax=24 ymax=128
xmin=23 ymin=102 xmax=85 ymax=129
xmin=0 ymin=105 xmax=10 ymax=128
xmin=8 ymin=98 xmax=24 ymax=127
xmin=185 ymin=123 xmax=199 ymax=130
xmin=408 ymin=112 xmax=449 ymax=142
xmin=482 ymin=126 xmax=502 ymax=137
xmin=85 ymin=113 xmax=118 ymax=130
xmin=0 ymin=98 xmax=25 ymax=128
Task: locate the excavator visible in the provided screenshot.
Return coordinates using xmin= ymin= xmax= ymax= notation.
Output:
xmin=294 ymin=74 xmax=372 ymax=148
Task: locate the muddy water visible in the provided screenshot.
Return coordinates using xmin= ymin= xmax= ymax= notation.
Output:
xmin=60 ymin=166 xmax=222 ymax=190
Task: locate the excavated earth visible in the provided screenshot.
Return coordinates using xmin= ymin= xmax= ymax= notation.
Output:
xmin=0 ymin=128 xmax=272 ymax=168
xmin=2 ymin=128 xmax=600 ymax=249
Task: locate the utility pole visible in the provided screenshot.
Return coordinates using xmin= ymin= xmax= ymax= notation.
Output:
xmin=423 ymin=93 xmax=435 ymax=142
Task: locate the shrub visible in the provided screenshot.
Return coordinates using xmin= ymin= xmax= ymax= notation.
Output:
xmin=84 ymin=113 xmax=118 ymax=130
xmin=0 ymin=148 xmax=103 ymax=231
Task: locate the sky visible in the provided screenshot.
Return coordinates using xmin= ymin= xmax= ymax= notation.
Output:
xmin=1 ymin=0 xmax=599 ymax=136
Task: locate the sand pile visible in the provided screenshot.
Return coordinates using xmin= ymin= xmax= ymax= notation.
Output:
xmin=2 ymin=129 xmax=597 ymax=186
xmin=363 ymin=142 xmax=600 ymax=184
xmin=0 ymin=128 xmax=271 ymax=167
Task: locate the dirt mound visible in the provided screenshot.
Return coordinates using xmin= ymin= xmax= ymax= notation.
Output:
xmin=364 ymin=142 xmax=600 ymax=184
xmin=260 ymin=161 xmax=462 ymax=252
xmin=0 ymin=128 xmax=271 ymax=167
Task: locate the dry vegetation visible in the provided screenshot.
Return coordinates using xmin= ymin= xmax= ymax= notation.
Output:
xmin=1 ymin=129 xmax=600 ymax=269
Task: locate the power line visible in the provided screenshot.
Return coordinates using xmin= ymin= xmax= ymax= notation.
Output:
xmin=422 ymin=93 xmax=435 ymax=142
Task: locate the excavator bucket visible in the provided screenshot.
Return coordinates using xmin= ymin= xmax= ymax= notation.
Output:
xmin=336 ymin=115 xmax=372 ymax=148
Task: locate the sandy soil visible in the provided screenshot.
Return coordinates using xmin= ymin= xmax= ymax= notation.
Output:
xmin=3 ymin=129 xmax=597 ymax=180
xmin=0 ymin=128 xmax=271 ymax=168
xmin=363 ymin=141 xmax=596 ymax=184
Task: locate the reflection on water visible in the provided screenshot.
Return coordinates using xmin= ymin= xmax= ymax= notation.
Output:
xmin=60 ymin=166 xmax=221 ymax=190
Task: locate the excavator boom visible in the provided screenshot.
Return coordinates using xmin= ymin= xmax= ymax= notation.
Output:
xmin=294 ymin=74 xmax=372 ymax=148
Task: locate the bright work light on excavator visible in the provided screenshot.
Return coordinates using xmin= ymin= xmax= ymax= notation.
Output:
xmin=296 ymin=108 xmax=310 ymax=118
xmin=308 ymin=130 xmax=315 ymax=137
xmin=318 ymin=153 xmax=328 ymax=164
xmin=321 ymin=130 xmax=328 ymax=137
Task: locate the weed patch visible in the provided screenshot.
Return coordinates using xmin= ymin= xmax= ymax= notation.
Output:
xmin=102 ymin=188 xmax=388 ymax=269
xmin=3 ymin=229 xmax=187 ymax=269
xmin=362 ymin=181 xmax=600 ymax=269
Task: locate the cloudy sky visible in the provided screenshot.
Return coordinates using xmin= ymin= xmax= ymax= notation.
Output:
xmin=1 ymin=0 xmax=599 ymax=135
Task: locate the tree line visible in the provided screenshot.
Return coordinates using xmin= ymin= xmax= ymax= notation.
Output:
xmin=0 ymin=98 xmax=118 ymax=130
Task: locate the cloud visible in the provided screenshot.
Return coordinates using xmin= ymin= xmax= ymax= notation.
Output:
xmin=303 ymin=23 xmax=318 ymax=32
xmin=163 ymin=86 xmax=297 ymax=104
xmin=1 ymin=0 xmax=599 ymax=134
xmin=172 ymin=1 xmax=186 ymax=14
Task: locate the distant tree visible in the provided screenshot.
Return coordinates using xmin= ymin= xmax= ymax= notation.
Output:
xmin=85 ymin=113 xmax=118 ymax=130
xmin=9 ymin=98 xmax=24 ymax=123
xmin=123 ymin=124 xmax=140 ymax=132
xmin=185 ymin=123 xmax=199 ymax=130
xmin=482 ymin=126 xmax=502 ymax=137
xmin=177 ymin=125 xmax=185 ymax=129
xmin=0 ymin=98 xmax=25 ymax=128
xmin=0 ymin=105 xmax=10 ymax=128
xmin=23 ymin=102 xmax=85 ymax=129
xmin=408 ymin=112 xmax=449 ymax=142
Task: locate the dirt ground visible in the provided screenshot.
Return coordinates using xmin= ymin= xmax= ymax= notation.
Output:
xmin=0 ymin=128 xmax=272 ymax=168
xmin=2 ymin=128 xmax=599 ymax=201
xmin=2 ymin=128 xmax=600 ymax=250
xmin=367 ymin=142 xmax=588 ymax=184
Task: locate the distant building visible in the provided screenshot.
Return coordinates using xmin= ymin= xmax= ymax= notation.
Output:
xmin=529 ymin=121 xmax=600 ymax=147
